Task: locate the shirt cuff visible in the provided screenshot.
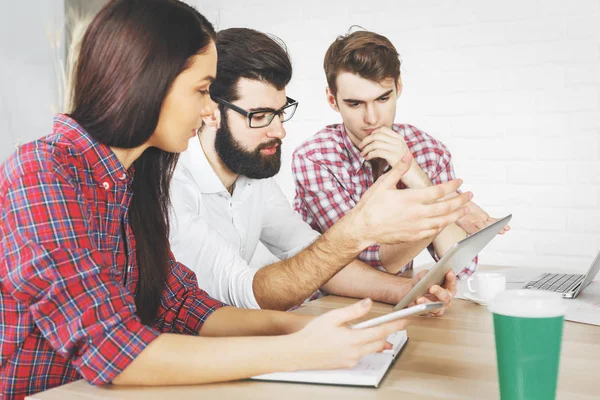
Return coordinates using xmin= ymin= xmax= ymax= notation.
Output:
xmin=77 ymin=315 xmax=160 ymax=385
xmin=358 ymin=244 xmax=384 ymax=269
xmin=427 ymin=242 xmax=441 ymax=262
xmin=456 ymin=256 xmax=478 ymax=280
xmin=181 ymin=290 xmax=227 ymax=335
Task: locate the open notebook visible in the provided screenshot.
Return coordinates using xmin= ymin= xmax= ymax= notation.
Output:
xmin=251 ymin=330 xmax=408 ymax=387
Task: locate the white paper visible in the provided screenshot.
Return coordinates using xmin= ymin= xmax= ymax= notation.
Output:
xmin=251 ymin=330 xmax=408 ymax=387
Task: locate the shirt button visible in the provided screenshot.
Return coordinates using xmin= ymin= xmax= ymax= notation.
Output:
xmin=103 ymin=182 xmax=110 ymax=190
xmin=119 ymin=174 xmax=127 ymax=180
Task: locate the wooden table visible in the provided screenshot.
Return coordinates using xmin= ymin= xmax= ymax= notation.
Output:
xmin=28 ymin=282 xmax=600 ymax=399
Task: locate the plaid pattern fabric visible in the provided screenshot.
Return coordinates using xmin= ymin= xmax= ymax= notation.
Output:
xmin=292 ymin=123 xmax=477 ymax=276
xmin=0 ymin=115 xmax=225 ymax=400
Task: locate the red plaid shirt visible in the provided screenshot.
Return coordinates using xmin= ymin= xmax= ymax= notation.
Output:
xmin=292 ymin=123 xmax=477 ymax=276
xmin=0 ymin=115 xmax=226 ymax=400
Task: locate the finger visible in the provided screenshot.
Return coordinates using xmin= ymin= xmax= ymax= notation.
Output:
xmin=373 ymin=152 xmax=413 ymax=190
xmin=409 ymin=227 xmax=444 ymax=242
xmin=326 ymin=298 xmax=372 ymax=326
xmin=429 ymin=308 xmax=445 ymax=317
xmin=459 ymin=220 xmax=479 ymax=235
xmin=444 ymin=271 xmax=458 ymax=296
xmin=359 ymin=134 xmax=376 ymax=150
xmin=361 ymin=141 xmax=398 ymax=158
xmin=418 ymin=206 xmax=470 ymax=233
xmin=429 ymin=285 xmax=451 ymax=305
xmin=411 ymin=269 xmax=429 ymax=285
xmin=373 ymin=126 xmax=400 ymax=139
xmin=357 ymin=317 xmax=409 ymax=345
xmin=427 ymin=192 xmax=473 ymax=217
xmin=416 ymin=296 xmax=430 ymax=305
xmin=360 ymin=338 xmax=388 ymax=356
xmin=419 ymin=179 xmax=464 ymax=203
xmin=361 ymin=131 xmax=404 ymax=148
xmin=363 ymin=149 xmax=395 ymax=163
xmin=359 ymin=133 xmax=396 ymax=150
xmin=417 ymin=296 xmax=446 ymax=317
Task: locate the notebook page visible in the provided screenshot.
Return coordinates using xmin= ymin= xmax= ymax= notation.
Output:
xmin=251 ymin=330 xmax=407 ymax=387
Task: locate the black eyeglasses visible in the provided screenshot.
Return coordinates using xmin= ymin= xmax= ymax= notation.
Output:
xmin=212 ymin=96 xmax=298 ymax=128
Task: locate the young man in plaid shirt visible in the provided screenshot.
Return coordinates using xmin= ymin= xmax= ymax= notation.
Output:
xmin=293 ymin=30 xmax=509 ymax=278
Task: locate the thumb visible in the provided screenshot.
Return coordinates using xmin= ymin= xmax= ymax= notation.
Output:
xmin=327 ymin=298 xmax=372 ymax=326
xmin=375 ymin=151 xmax=413 ymax=189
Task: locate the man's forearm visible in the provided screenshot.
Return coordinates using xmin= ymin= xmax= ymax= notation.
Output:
xmin=253 ymin=212 xmax=370 ymax=310
xmin=379 ymin=238 xmax=432 ymax=274
xmin=431 ymin=223 xmax=467 ymax=258
xmin=400 ymin=161 xmax=467 ymax=260
xmin=320 ymin=259 xmax=413 ymax=305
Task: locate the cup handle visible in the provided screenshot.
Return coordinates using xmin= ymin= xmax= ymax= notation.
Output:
xmin=467 ymin=276 xmax=477 ymax=293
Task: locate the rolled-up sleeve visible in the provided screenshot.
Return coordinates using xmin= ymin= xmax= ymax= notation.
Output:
xmin=1 ymin=172 xmax=159 ymax=385
xmin=154 ymin=256 xmax=227 ymax=335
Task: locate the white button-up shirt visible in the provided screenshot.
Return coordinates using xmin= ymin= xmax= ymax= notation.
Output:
xmin=169 ymin=137 xmax=320 ymax=308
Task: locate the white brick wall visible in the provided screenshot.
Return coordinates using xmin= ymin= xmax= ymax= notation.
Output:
xmin=0 ymin=0 xmax=65 ymax=161
xmin=194 ymin=0 xmax=600 ymax=271
xmin=2 ymin=1 xmax=598 ymax=272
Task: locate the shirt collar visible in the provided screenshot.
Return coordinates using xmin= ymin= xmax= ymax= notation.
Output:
xmin=53 ymin=114 xmax=132 ymax=188
xmin=180 ymin=136 xmax=232 ymax=194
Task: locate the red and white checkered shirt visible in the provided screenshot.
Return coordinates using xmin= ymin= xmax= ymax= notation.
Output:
xmin=292 ymin=123 xmax=477 ymax=277
xmin=0 ymin=115 xmax=226 ymax=400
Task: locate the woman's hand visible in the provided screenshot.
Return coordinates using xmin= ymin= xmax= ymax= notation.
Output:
xmin=292 ymin=298 xmax=408 ymax=371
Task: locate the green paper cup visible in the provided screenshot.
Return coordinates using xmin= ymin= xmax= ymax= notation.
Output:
xmin=489 ymin=290 xmax=567 ymax=400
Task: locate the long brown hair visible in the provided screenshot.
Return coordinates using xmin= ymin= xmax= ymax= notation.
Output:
xmin=70 ymin=0 xmax=216 ymax=324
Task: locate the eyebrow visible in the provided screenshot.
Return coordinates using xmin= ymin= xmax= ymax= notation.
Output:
xmin=342 ymin=89 xmax=394 ymax=104
xmin=248 ymin=100 xmax=288 ymax=113
xmin=198 ymin=75 xmax=215 ymax=84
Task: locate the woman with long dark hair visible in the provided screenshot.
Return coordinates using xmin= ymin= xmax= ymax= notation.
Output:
xmin=0 ymin=1 xmax=407 ymax=399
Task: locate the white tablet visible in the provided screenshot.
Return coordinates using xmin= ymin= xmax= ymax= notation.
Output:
xmin=393 ymin=214 xmax=512 ymax=311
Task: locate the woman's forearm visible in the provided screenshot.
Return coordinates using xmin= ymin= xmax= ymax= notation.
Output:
xmin=112 ymin=332 xmax=302 ymax=386
xmin=199 ymin=306 xmax=312 ymax=337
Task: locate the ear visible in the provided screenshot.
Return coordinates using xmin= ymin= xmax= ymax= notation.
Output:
xmin=326 ymin=87 xmax=340 ymax=113
xmin=202 ymin=107 xmax=221 ymax=129
xmin=396 ymin=77 xmax=403 ymax=99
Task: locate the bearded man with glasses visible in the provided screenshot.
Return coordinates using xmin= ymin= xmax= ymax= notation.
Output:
xmin=168 ymin=28 xmax=470 ymax=312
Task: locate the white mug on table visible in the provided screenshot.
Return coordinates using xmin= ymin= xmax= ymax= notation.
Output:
xmin=467 ymin=272 xmax=507 ymax=301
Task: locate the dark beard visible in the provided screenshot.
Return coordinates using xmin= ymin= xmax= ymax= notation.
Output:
xmin=214 ymin=111 xmax=282 ymax=179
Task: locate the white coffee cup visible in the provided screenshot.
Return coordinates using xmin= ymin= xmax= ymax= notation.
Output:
xmin=467 ymin=272 xmax=506 ymax=301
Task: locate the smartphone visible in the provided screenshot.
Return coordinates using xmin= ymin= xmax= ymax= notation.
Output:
xmin=350 ymin=302 xmax=443 ymax=329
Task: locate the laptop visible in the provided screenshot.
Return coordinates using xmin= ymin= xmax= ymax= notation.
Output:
xmin=522 ymin=249 xmax=600 ymax=298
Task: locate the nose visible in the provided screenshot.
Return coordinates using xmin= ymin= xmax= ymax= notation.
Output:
xmin=267 ymin=114 xmax=286 ymax=140
xmin=364 ymin=104 xmax=378 ymax=125
xmin=200 ymin=97 xmax=217 ymax=118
